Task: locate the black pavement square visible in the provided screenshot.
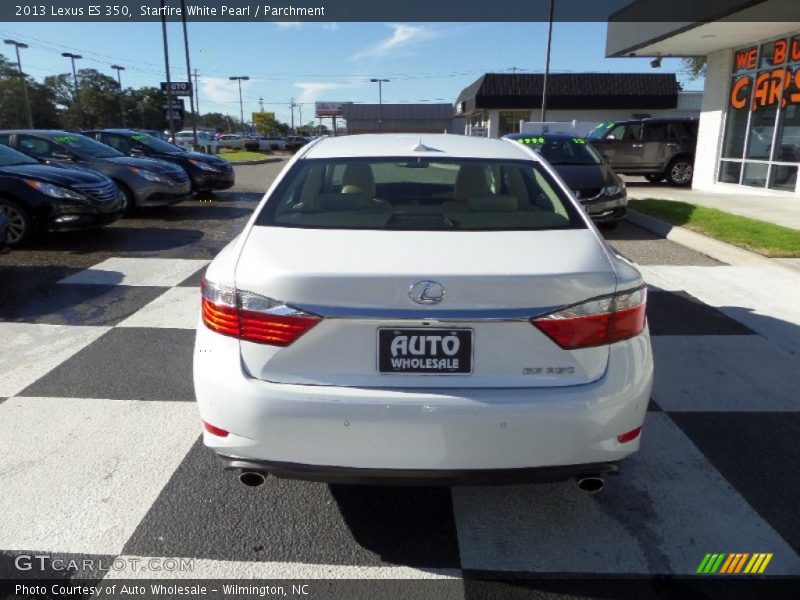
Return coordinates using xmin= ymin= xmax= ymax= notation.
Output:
xmin=646 ymin=291 xmax=755 ymax=336
xmin=123 ymin=438 xmax=461 ymax=569
xmin=20 ymin=328 xmax=195 ymax=401
xmin=178 ymin=266 xmax=207 ymax=288
xmin=0 ymin=284 xmax=167 ymax=327
xmin=648 ymin=398 xmax=662 ymax=412
xmin=669 ymin=412 xmax=800 ymax=555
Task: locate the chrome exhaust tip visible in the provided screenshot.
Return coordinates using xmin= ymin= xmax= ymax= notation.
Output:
xmin=238 ymin=471 xmax=267 ymax=487
xmin=576 ymin=475 xmax=604 ymax=494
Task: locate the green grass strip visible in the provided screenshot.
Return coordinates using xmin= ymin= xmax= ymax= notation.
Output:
xmin=629 ymin=199 xmax=800 ymax=258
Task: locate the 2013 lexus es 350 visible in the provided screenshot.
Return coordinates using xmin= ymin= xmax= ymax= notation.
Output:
xmin=194 ymin=134 xmax=653 ymax=489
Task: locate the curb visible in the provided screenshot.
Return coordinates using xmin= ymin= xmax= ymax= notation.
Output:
xmin=226 ymin=157 xmax=283 ymax=166
xmin=626 ymin=209 xmax=800 ymax=274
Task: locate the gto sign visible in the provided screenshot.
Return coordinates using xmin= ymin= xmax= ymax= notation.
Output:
xmin=730 ymin=37 xmax=800 ymax=111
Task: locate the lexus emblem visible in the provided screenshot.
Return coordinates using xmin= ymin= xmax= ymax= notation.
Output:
xmin=409 ymin=281 xmax=445 ymax=305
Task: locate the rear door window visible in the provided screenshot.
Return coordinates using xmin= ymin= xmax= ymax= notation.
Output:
xmin=17 ymin=135 xmax=57 ymax=158
xmin=256 ymin=158 xmax=585 ymax=231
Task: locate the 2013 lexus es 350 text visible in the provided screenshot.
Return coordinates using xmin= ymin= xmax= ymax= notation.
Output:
xmin=193 ymin=134 xmax=653 ymax=489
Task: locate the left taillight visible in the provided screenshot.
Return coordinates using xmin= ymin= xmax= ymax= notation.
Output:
xmin=531 ymin=286 xmax=647 ymax=350
xmin=201 ymin=278 xmax=321 ymax=346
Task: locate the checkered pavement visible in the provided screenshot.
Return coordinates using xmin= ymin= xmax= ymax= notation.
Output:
xmin=1 ymin=221 xmax=799 ymax=590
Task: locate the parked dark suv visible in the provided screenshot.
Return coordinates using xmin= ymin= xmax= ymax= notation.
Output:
xmin=586 ymin=118 xmax=698 ymax=186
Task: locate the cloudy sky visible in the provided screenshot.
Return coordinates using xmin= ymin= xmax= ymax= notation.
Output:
xmin=0 ymin=21 xmax=698 ymax=125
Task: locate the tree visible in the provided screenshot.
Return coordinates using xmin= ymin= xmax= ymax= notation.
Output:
xmin=682 ymin=57 xmax=707 ymax=81
xmin=0 ymin=55 xmax=59 ymax=128
xmin=253 ymin=111 xmax=278 ymax=135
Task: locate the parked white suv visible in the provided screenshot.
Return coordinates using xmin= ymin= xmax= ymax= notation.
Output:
xmin=194 ymin=134 xmax=653 ymax=489
xmin=174 ymin=130 xmax=219 ymax=154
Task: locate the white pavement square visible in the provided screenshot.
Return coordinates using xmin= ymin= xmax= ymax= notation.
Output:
xmin=0 ymin=323 xmax=109 ymax=397
xmin=57 ymin=258 xmax=210 ymax=288
xmin=0 ymin=397 xmax=200 ymax=555
xmin=117 ymin=287 xmax=201 ymax=330
xmin=652 ymin=336 xmax=800 ymax=412
xmin=451 ymin=413 xmax=800 ymax=575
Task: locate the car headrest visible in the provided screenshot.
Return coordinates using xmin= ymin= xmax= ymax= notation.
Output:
xmin=341 ymin=163 xmax=375 ymax=197
xmin=454 ymin=164 xmax=491 ymax=201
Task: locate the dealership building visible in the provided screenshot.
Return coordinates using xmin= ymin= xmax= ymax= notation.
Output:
xmin=607 ymin=0 xmax=800 ymax=196
xmin=454 ymin=72 xmax=701 ymax=138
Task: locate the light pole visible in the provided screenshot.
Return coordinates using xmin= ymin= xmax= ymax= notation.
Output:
xmin=111 ymin=64 xmax=126 ymax=127
xmin=61 ymin=52 xmax=83 ymax=127
xmin=540 ymin=0 xmax=555 ymax=122
xmin=180 ymin=0 xmax=198 ymax=147
xmin=229 ymin=76 xmax=249 ymax=137
xmin=370 ymin=78 xmax=389 ymax=130
xmin=4 ymin=39 xmax=33 ymax=128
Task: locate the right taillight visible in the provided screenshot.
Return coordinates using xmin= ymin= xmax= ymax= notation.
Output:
xmin=531 ymin=286 xmax=647 ymax=350
xmin=201 ymin=278 xmax=321 ymax=346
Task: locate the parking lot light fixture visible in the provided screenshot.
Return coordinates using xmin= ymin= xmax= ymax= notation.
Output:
xmin=229 ymin=76 xmax=250 ymax=137
xmin=370 ymin=78 xmax=390 ymax=130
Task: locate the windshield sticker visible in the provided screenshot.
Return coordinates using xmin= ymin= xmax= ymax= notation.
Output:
xmin=131 ymin=134 xmax=149 ymax=141
xmin=53 ymin=136 xmax=79 ymax=143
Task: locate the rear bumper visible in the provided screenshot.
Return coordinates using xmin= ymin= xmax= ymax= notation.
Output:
xmin=194 ymin=325 xmax=653 ymax=475
xmin=218 ymin=456 xmax=620 ymax=486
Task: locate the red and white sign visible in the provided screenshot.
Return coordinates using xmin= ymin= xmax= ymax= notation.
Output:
xmin=315 ymin=102 xmax=348 ymax=117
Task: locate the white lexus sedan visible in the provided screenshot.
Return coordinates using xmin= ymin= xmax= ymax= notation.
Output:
xmin=194 ymin=134 xmax=653 ymax=491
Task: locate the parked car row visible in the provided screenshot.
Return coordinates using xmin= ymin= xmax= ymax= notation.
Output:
xmin=0 ymin=129 xmax=235 ymax=246
xmin=503 ymin=117 xmax=699 ymax=227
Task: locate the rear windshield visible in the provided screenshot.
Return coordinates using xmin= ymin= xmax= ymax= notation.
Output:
xmin=255 ymin=158 xmax=585 ymax=231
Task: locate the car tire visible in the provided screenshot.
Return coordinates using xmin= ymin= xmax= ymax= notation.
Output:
xmin=644 ymin=174 xmax=664 ymax=183
xmin=0 ymin=198 xmax=34 ymax=246
xmin=116 ymin=182 xmax=136 ymax=215
xmin=666 ymin=157 xmax=694 ymax=186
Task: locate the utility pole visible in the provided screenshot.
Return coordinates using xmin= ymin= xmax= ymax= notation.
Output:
xmin=192 ymin=69 xmax=200 ymax=122
xmin=229 ymin=76 xmax=249 ymax=137
xmin=3 ymin=39 xmax=33 ymax=128
xmin=541 ymin=0 xmax=555 ymax=122
xmin=160 ymin=0 xmax=175 ymax=141
xmin=298 ymin=103 xmax=303 ymax=134
xmin=180 ymin=0 xmax=198 ymax=145
xmin=370 ymin=78 xmax=389 ymax=130
xmin=290 ymin=98 xmax=296 ymax=134
xmin=111 ymin=64 xmax=126 ymax=128
xmin=61 ymin=52 xmax=83 ymax=128
xmin=258 ymin=96 xmax=264 ymax=113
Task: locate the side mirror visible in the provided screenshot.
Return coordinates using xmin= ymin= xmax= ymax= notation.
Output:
xmin=605 ymin=135 xmax=616 ymax=141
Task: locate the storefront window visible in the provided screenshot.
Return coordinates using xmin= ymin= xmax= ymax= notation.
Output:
xmin=718 ymin=161 xmax=742 ymax=183
xmin=721 ymin=75 xmax=751 ymax=158
xmin=499 ymin=111 xmax=529 ymax=137
xmin=467 ymin=113 xmax=487 ymax=137
xmin=719 ymin=33 xmax=800 ymax=191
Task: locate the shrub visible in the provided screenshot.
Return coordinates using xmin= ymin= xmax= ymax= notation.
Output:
xmin=244 ymin=141 xmax=260 ymax=152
